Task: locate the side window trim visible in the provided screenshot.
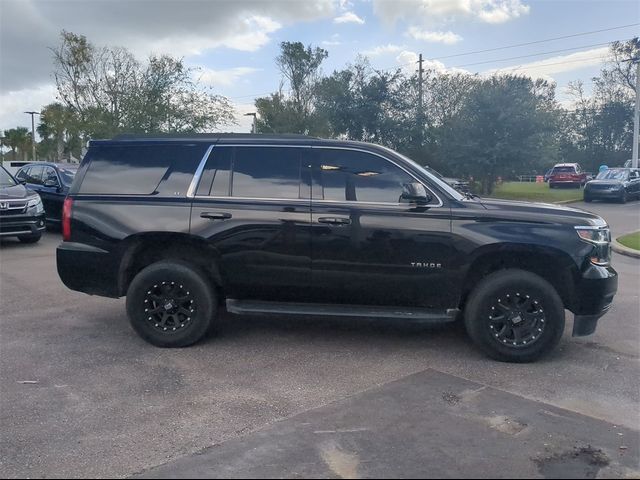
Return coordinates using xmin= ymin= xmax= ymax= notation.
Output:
xmin=311 ymin=146 xmax=443 ymax=207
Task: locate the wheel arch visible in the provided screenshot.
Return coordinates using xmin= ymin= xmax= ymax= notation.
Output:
xmin=117 ymin=232 xmax=224 ymax=299
xmin=460 ymin=244 xmax=580 ymax=310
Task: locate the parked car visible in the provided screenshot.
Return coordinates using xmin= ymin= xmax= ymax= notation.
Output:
xmin=543 ymin=168 xmax=553 ymax=182
xmin=584 ymin=168 xmax=640 ymax=203
xmin=424 ymin=166 xmax=470 ymax=193
xmin=0 ymin=165 xmax=46 ymax=243
xmin=548 ymin=163 xmax=588 ymax=188
xmin=15 ymin=162 xmax=78 ymax=225
xmin=57 ymin=134 xmax=617 ymax=363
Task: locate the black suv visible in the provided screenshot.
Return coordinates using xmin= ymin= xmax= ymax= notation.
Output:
xmin=57 ymin=134 xmax=618 ymax=362
xmin=0 ymin=165 xmax=46 ymax=243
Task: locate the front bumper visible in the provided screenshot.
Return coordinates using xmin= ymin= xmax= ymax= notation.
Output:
xmin=0 ymin=213 xmax=46 ymax=238
xmin=571 ymin=264 xmax=617 ymax=337
xmin=584 ymin=188 xmax=624 ymax=200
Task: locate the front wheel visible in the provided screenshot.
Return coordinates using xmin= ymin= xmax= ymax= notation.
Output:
xmin=126 ymin=261 xmax=217 ymax=347
xmin=620 ymin=191 xmax=628 ymax=203
xmin=464 ymin=269 xmax=565 ymax=363
xmin=18 ymin=233 xmax=41 ymax=244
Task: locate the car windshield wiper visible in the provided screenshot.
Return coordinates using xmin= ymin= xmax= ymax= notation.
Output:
xmin=464 ymin=191 xmax=480 ymax=200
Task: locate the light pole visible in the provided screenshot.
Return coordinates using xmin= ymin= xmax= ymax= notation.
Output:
xmin=244 ymin=112 xmax=257 ymax=134
xmin=24 ymin=111 xmax=40 ymax=161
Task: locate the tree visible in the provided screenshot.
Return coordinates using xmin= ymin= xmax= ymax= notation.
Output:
xmin=255 ymin=42 xmax=328 ymax=134
xmin=51 ymin=31 xmax=235 ymax=138
xmin=37 ymin=103 xmax=80 ymax=161
xmin=3 ymin=127 xmax=31 ymax=161
xmin=442 ymin=75 xmax=559 ymax=194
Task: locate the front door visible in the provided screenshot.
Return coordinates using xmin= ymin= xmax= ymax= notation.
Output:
xmin=41 ymin=166 xmax=64 ymax=222
xmin=190 ymin=145 xmax=313 ymax=302
xmin=308 ymin=147 xmax=455 ymax=309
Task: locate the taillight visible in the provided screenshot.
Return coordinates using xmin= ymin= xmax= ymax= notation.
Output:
xmin=62 ymin=197 xmax=73 ymax=241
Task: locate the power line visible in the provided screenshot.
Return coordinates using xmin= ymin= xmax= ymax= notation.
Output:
xmin=433 ymin=24 xmax=639 ymax=60
xmin=452 ymin=41 xmax=620 ymax=69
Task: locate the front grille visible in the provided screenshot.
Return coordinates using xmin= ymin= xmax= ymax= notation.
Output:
xmin=0 ymin=201 xmax=27 ymax=216
xmin=589 ymin=184 xmax=616 ymax=190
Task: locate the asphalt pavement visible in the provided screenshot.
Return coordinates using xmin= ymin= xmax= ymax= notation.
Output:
xmin=0 ymin=199 xmax=638 ymax=478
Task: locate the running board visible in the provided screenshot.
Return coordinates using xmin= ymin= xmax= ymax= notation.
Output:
xmin=226 ymin=299 xmax=459 ymax=323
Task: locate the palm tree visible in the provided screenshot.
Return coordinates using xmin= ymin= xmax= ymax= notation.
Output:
xmin=3 ymin=127 xmax=30 ymax=161
xmin=39 ymin=103 xmax=76 ymax=161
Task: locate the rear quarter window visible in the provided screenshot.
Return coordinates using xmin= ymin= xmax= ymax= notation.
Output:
xmin=77 ymin=144 xmax=208 ymax=195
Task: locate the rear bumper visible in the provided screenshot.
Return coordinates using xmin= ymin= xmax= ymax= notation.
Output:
xmin=571 ymin=264 xmax=617 ymax=337
xmin=56 ymin=241 xmax=120 ymax=297
xmin=0 ymin=213 xmax=46 ymax=237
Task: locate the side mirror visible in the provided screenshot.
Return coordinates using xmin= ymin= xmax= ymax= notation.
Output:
xmin=400 ymin=182 xmax=432 ymax=205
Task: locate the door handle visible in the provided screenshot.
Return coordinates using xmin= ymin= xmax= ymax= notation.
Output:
xmin=317 ymin=217 xmax=351 ymax=225
xmin=200 ymin=212 xmax=232 ymax=220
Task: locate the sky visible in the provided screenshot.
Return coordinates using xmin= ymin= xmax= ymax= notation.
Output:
xmin=0 ymin=0 xmax=638 ymax=136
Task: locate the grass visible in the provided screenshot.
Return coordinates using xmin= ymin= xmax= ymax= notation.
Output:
xmin=490 ymin=181 xmax=583 ymax=203
xmin=617 ymin=232 xmax=640 ymax=251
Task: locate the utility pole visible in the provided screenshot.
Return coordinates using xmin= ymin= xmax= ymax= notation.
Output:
xmin=24 ymin=111 xmax=40 ymax=161
xmin=244 ymin=112 xmax=257 ymax=134
xmin=417 ymin=54 xmax=424 ymax=141
xmin=633 ymin=60 xmax=639 ymax=168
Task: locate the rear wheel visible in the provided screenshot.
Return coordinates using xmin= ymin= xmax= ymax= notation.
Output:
xmin=18 ymin=233 xmax=41 ymax=244
xmin=464 ymin=269 xmax=565 ymax=363
xmin=126 ymin=261 xmax=217 ymax=347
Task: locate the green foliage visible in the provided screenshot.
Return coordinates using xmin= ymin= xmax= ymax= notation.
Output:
xmin=2 ymin=127 xmax=31 ymax=161
xmin=51 ymin=31 xmax=235 ymax=139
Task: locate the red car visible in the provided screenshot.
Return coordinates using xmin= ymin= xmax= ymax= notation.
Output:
xmin=548 ymin=163 xmax=588 ymax=189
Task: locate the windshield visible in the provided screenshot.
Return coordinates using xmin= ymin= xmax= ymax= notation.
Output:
xmin=378 ymin=146 xmax=466 ymax=201
xmin=0 ymin=166 xmax=17 ymax=187
xmin=58 ymin=166 xmax=78 ymax=186
xmin=596 ymin=169 xmax=628 ymax=181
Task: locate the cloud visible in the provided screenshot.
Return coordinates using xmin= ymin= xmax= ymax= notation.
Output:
xmin=373 ymin=0 xmax=530 ymax=25
xmin=406 ymin=27 xmax=462 ymax=44
xmin=362 ymin=44 xmax=406 ymax=56
xmin=197 ymin=67 xmax=260 ymax=87
xmin=483 ymin=47 xmax=609 ymax=79
xmin=0 ymin=85 xmax=58 ymax=135
xmin=0 ymin=0 xmax=336 ymax=93
xmin=322 ymin=33 xmax=342 ymax=46
xmin=334 ymin=12 xmax=365 ymax=24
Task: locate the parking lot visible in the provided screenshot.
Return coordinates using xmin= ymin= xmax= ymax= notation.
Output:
xmin=1 ymin=200 xmax=639 ymax=478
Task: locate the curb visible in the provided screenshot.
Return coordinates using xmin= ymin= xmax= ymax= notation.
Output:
xmin=553 ymin=199 xmax=583 ymax=205
xmin=612 ymin=236 xmax=640 ymax=259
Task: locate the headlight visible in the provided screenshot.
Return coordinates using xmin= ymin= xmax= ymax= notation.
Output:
xmin=575 ymin=226 xmax=611 ymax=266
xmin=27 ymin=195 xmax=44 ymax=213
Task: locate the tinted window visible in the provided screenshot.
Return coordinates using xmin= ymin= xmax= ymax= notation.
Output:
xmin=79 ymin=144 xmax=208 ymax=195
xmin=58 ymin=166 xmax=77 ymax=186
xmin=1 ymin=166 xmax=17 ymax=187
xmin=43 ymin=167 xmax=60 ymax=186
xmin=231 ymin=147 xmax=302 ymax=199
xmin=15 ymin=167 xmax=29 ymax=182
xmin=314 ymin=149 xmax=413 ymax=203
xmin=552 ymin=166 xmax=576 ymax=174
xmin=196 ymin=147 xmax=233 ymax=196
xmin=27 ymin=165 xmax=44 ymax=184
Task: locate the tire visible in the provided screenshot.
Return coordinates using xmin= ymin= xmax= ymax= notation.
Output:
xmin=464 ymin=269 xmax=565 ymax=363
xmin=549 ymin=183 xmax=555 ymax=189
xmin=126 ymin=261 xmax=217 ymax=347
xmin=584 ymin=195 xmax=592 ymax=203
xmin=18 ymin=233 xmax=41 ymax=244
xmin=620 ymin=191 xmax=628 ymax=204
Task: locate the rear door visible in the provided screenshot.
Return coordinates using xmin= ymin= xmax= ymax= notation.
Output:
xmin=189 ymin=145 xmax=313 ymax=302
xmin=40 ymin=166 xmax=64 ymax=222
xmin=308 ymin=147 xmax=454 ymax=309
